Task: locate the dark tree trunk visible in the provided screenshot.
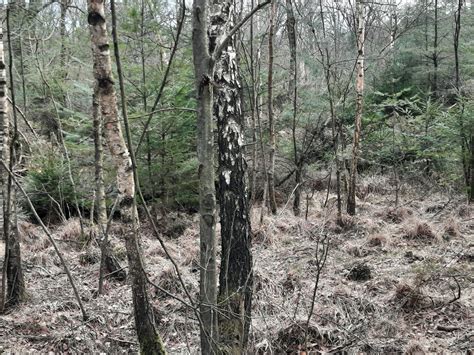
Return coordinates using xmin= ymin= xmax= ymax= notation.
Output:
xmin=286 ymin=0 xmax=300 ymax=216
xmin=267 ymin=0 xmax=278 ymax=215
xmin=470 ymin=133 xmax=474 ymax=203
xmin=432 ymin=0 xmax=438 ymax=97
xmin=191 ymin=0 xmax=218 ymax=350
xmin=213 ymin=2 xmax=253 ymax=351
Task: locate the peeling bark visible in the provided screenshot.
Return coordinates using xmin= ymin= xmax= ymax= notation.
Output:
xmin=88 ymin=1 xmax=164 ymax=353
xmin=213 ymin=1 xmax=253 ymax=352
xmin=93 ymin=86 xmax=126 ymax=293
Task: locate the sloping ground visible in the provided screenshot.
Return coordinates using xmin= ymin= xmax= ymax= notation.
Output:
xmin=0 ymin=176 xmax=472 ymax=353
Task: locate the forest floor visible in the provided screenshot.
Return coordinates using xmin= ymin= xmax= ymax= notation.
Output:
xmin=0 ymin=175 xmax=473 ymax=354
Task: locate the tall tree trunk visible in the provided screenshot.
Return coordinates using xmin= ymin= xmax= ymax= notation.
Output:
xmin=454 ymin=0 xmax=462 ymax=93
xmin=3 ymin=7 xmax=26 ymax=309
xmin=249 ymin=0 xmax=257 ymax=206
xmin=87 ymin=1 xmax=165 ymax=353
xmin=286 ymin=0 xmax=300 ymax=216
xmin=453 ymin=0 xmax=469 ymax=194
xmin=0 ymin=17 xmax=9 ymax=311
xmin=347 ymin=0 xmax=365 ymax=216
xmin=470 ymin=133 xmax=474 ymax=203
xmin=192 ymin=0 xmax=218 ymax=351
xmin=60 ymin=0 xmax=69 ymax=75
xmin=432 ymin=0 xmax=438 ymax=97
xmin=267 ymin=0 xmax=277 ymax=215
xmin=212 ymin=2 xmax=253 ymax=352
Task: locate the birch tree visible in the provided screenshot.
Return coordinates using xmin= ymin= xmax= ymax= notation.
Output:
xmin=1 ymin=6 xmax=26 ymax=310
xmin=87 ymin=1 xmax=165 ymax=352
xmin=347 ymin=0 xmax=365 ymax=216
xmin=212 ymin=1 xmax=253 ymax=351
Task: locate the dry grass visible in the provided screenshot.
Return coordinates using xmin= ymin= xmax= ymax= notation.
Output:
xmin=367 ymin=233 xmax=387 ymax=247
xmin=392 ymin=282 xmax=426 ymax=311
xmin=402 ymin=219 xmax=437 ymax=243
xmin=443 ymin=218 xmax=461 ymax=239
xmin=1 ymin=178 xmax=472 ymax=354
xmin=378 ymin=207 xmax=413 ymax=224
xmin=404 ymin=341 xmax=426 ymax=355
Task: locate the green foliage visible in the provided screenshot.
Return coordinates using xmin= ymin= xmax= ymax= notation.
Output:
xmin=24 ymin=144 xmax=79 ymax=222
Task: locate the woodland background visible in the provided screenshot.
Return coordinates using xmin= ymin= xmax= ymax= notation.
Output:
xmin=0 ymin=0 xmax=472 ymax=353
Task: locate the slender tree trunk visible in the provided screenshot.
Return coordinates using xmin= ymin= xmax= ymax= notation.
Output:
xmin=318 ymin=0 xmax=342 ymax=220
xmin=212 ymin=2 xmax=253 ymax=351
xmin=3 ymin=7 xmax=26 ymax=309
xmin=267 ymin=0 xmax=277 ymax=215
xmin=286 ymin=0 xmax=300 ymax=216
xmin=0 ymin=18 xmax=9 ymax=312
xmin=60 ymin=0 xmax=69 ymax=73
xmin=347 ymin=0 xmax=365 ymax=216
xmin=88 ymin=1 xmax=165 ymax=353
xmin=192 ymin=0 xmax=218 ymax=350
xmin=94 ymin=86 xmax=126 ymax=295
xmin=249 ymin=0 xmax=257 ymax=206
xmin=470 ymin=133 xmax=474 ymax=203
xmin=453 ymin=0 xmax=469 ymax=193
xmin=454 ymin=0 xmax=462 ymax=93
xmin=432 ymin=0 xmax=438 ymax=97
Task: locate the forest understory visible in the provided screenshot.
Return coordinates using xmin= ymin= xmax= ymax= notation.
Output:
xmin=0 ymin=175 xmax=472 ymax=354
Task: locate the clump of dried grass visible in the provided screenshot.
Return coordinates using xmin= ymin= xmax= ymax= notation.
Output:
xmin=344 ymin=242 xmax=370 ymax=257
xmin=252 ymin=229 xmax=272 ymax=246
xmin=367 ymin=233 xmax=387 ymax=247
xmin=154 ymin=267 xmax=182 ymax=298
xmin=457 ymin=204 xmax=471 ymax=218
xmin=392 ymin=282 xmax=426 ymax=311
xmin=443 ymin=218 xmax=461 ymax=239
xmin=325 ymin=214 xmax=356 ymax=234
xmin=273 ymin=322 xmax=340 ymax=354
xmin=56 ymin=218 xmax=82 ymax=241
xmin=402 ymin=220 xmax=437 ymax=243
xmin=281 ymin=272 xmax=301 ymax=292
xmin=79 ymin=249 xmax=100 ymax=265
xmin=404 ymin=341 xmax=426 ymax=355
xmin=378 ymin=207 xmax=413 ymax=224
xmin=346 ymin=263 xmax=372 ymax=281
